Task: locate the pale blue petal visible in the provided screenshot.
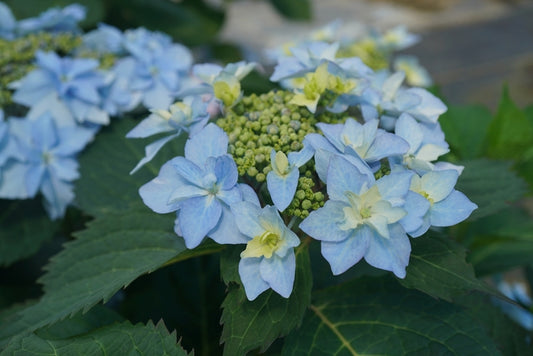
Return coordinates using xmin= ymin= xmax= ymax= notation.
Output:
xmin=316 ymin=122 xmax=345 ymax=152
xmin=217 ymin=185 xmax=242 ymax=206
xmin=430 ymin=190 xmax=477 ymax=227
xmin=230 ymin=201 xmax=263 ymax=238
xmin=267 ymin=168 xmax=299 ymax=212
xmin=365 ymin=131 xmax=409 ymax=162
xmin=302 ymin=133 xmax=336 ymax=153
xmin=260 ymin=252 xmax=296 ymax=298
xmin=238 ymin=183 xmax=260 ymax=206
xmin=167 ymin=183 xmax=207 ymax=204
xmin=288 ymin=144 xmax=314 ymax=167
xmin=54 ymin=125 xmax=95 ymax=155
xmin=25 ymin=164 xmax=46 ymax=197
xmin=404 ymin=88 xmax=446 ymax=124
xmin=41 ymin=172 xmax=75 ymax=220
xmin=299 ymin=200 xmax=351 ymax=242
xmin=321 ymin=227 xmax=370 ymax=275
xmin=139 ymin=158 xmax=184 ymax=213
xmin=409 ymin=212 xmax=431 ymax=238
xmin=130 ymin=133 xmax=179 ymax=174
xmin=126 ymin=113 xmax=174 ymax=138
xmin=142 ymin=81 xmax=173 ymax=109
xmin=326 ymin=155 xmax=369 ymax=201
xmin=214 ymin=155 xmax=238 ymax=190
xmin=50 ymin=157 xmax=79 ymax=181
xmin=209 ymin=204 xmax=249 ymax=244
xmin=364 ymin=223 xmax=410 ymax=278
xmin=179 ymin=196 xmax=222 ymax=249
xmin=239 ymin=257 xmax=269 ymax=301
xmin=400 ymin=191 xmax=430 ymax=235
xmin=421 ymin=170 xmax=458 ymax=203
xmin=314 ymin=149 xmax=334 ymax=183
xmin=185 ymin=123 xmax=228 ymax=166
xmin=172 ymin=157 xmax=205 ymax=186
xmin=395 ymin=113 xmax=423 ymax=153
xmin=0 ymin=162 xmax=32 ymax=198
xmin=376 ymin=171 xmax=412 ymax=205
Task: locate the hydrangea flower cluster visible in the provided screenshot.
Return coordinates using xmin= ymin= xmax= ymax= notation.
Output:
xmin=0 ymin=2 xmax=194 ymax=219
xmin=133 ymin=24 xmax=477 ymax=300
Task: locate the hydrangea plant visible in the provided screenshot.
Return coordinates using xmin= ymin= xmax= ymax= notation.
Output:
xmin=1 ymin=3 xmax=533 ymax=356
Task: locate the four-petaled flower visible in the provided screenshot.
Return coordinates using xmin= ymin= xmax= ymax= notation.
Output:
xmin=232 ymin=201 xmax=300 ymax=300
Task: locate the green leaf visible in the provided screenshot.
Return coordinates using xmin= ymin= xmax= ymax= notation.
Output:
xmin=400 ymin=233 xmax=496 ymax=301
xmin=485 ymin=87 xmax=533 ymax=159
xmin=220 ymin=244 xmax=312 ymax=355
xmin=282 ymin=277 xmax=502 ymax=355
xmin=0 ymin=208 xmax=185 ymax=346
xmin=270 ymin=0 xmax=312 ymax=20
xmin=0 ymin=198 xmax=59 ymax=267
xmin=1 ymin=320 xmax=190 ymax=355
xmin=456 ymin=159 xmax=528 ymax=220
xmin=105 ymin=0 xmax=225 ymax=46
xmin=35 ymin=305 xmax=124 ymax=340
xmin=75 ymin=116 xmax=184 ymax=217
xmin=455 ymin=293 xmax=533 ymax=355
xmin=439 ymin=105 xmax=492 ymax=159
xmin=463 ymin=207 xmax=533 ymax=276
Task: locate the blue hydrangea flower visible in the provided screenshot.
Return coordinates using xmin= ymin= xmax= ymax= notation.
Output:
xmin=139 ymin=124 xmax=251 ymax=249
xmin=80 ymin=23 xmax=125 ymax=55
xmin=379 ymin=25 xmax=420 ymax=51
xmin=231 ymin=201 xmax=300 ymax=300
xmin=303 ymin=118 xmax=407 ymax=181
xmin=11 ymin=51 xmax=109 ymax=126
xmin=181 ymin=61 xmax=256 ymax=109
xmin=391 ymin=113 xmax=449 ymax=174
xmin=0 ymin=113 xmax=95 ymax=219
xmin=0 ymin=2 xmax=16 ymax=39
xmin=408 ymin=170 xmax=477 ymax=237
xmin=358 ymin=71 xmax=446 ymax=130
xmin=299 ymin=155 xmax=415 ymax=278
xmin=266 ymin=146 xmax=313 ymax=212
xmin=127 ymin=96 xmax=209 ymax=173
xmin=112 ymin=44 xmax=192 ymax=109
xmin=16 ymin=4 xmax=85 ymax=36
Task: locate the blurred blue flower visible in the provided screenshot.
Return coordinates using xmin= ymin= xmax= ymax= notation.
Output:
xmin=139 ymin=124 xmax=251 ymax=248
xmin=300 ymin=155 xmax=415 ymax=278
xmin=393 ymin=55 xmax=433 ymax=88
xmin=232 ymin=201 xmax=300 ymax=300
xmin=0 ymin=2 xmax=16 ymax=39
xmin=494 ymin=279 xmax=533 ymax=331
xmin=16 ymin=4 xmax=85 ymax=36
xmin=80 ymin=23 xmax=125 ymax=55
xmin=127 ymin=96 xmax=209 ymax=173
xmin=0 ymin=113 xmax=95 ymax=219
xmin=12 ymin=51 xmax=109 ymax=126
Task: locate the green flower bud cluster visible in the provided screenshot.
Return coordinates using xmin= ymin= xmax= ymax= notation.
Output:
xmin=373 ymin=160 xmax=391 ymax=180
xmin=337 ymin=39 xmax=389 ymax=70
xmin=217 ymin=89 xmax=349 ymax=217
xmin=285 ymin=174 xmax=326 ymax=218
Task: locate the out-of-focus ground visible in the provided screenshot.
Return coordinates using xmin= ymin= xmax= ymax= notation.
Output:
xmin=220 ymin=0 xmax=533 ymax=109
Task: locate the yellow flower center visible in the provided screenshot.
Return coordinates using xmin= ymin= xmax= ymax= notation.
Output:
xmin=241 ymin=230 xmax=283 ymax=259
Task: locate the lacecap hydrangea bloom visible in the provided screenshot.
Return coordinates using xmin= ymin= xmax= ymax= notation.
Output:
xmin=133 ymin=25 xmax=477 ymax=301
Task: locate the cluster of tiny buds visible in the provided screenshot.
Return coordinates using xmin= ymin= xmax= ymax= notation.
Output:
xmin=217 ymin=90 xmax=351 ymax=218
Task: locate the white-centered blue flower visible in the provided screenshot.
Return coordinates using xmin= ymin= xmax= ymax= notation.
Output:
xmin=0 ymin=113 xmax=95 ymax=219
xmin=391 ymin=113 xmax=449 ymax=174
xmin=231 ymin=201 xmax=300 ymax=301
xmin=303 ymin=118 xmax=408 ymax=181
xmin=139 ymin=124 xmax=250 ymax=249
xmin=299 ymin=155 xmax=414 ymax=278
xmin=408 ymin=170 xmax=477 ymax=237
xmin=266 ymin=146 xmax=313 ymax=212
xmin=11 ymin=51 xmax=109 ymax=126
xmin=127 ymin=96 xmax=209 ymax=173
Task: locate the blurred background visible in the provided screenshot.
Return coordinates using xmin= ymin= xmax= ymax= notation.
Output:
xmin=3 ymin=0 xmax=532 ymax=108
